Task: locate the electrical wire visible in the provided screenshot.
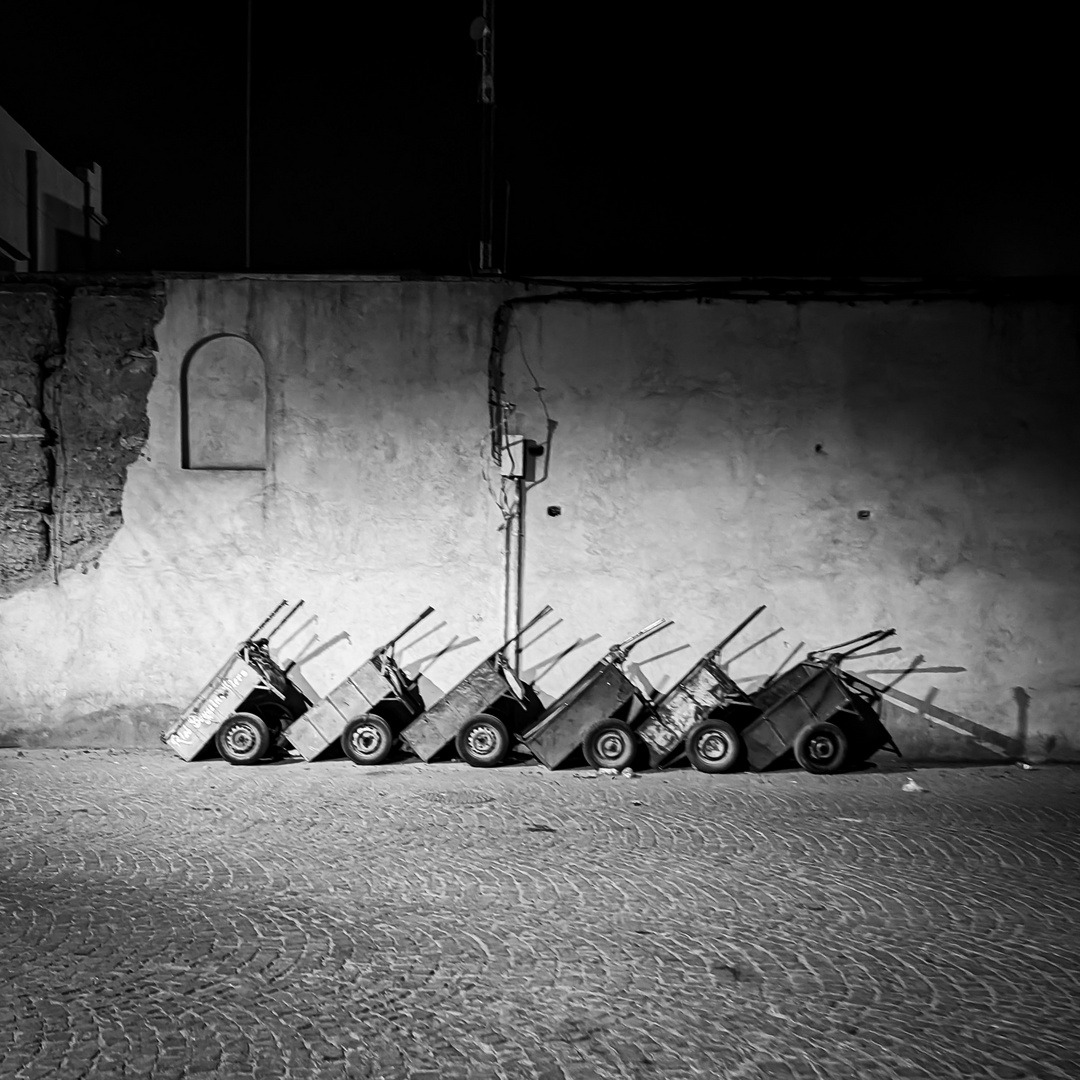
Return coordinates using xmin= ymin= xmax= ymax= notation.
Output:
xmin=513 ymin=323 xmax=552 ymax=430
xmin=478 ymin=417 xmax=516 ymax=525
xmin=482 ymin=302 xmax=560 ymax=528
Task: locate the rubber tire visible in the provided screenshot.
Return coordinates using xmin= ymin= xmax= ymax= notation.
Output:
xmin=581 ymin=719 xmax=638 ymax=771
xmin=793 ymin=721 xmax=849 ymax=774
xmin=684 ymin=718 xmax=743 ymax=774
xmin=216 ymin=712 xmax=271 ymax=765
xmin=341 ymin=714 xmax=394 ymax=765
xmin=455 ymin=713 xmax=510 ymax=768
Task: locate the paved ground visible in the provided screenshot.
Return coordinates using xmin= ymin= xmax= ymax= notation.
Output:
xmin=0 ymin=749 xmax=1077 ymax=1080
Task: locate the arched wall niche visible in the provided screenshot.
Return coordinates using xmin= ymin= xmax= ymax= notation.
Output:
xmin=180 ymin=334 xmax=267 ymax=470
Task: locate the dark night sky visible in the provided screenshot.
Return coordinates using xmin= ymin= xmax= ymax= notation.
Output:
xmin=2 ymin=4 xmax=1075 ymax=278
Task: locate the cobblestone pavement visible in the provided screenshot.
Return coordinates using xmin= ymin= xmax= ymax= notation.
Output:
xmin=1 ymin=750 xmax=1078 ymax=1080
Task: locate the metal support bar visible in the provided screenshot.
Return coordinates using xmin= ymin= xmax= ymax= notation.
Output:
xmin=709 ymin=605 xmax=766 ymax=656
xmin=515 ymin=474 xmax=526 ymax=673
xmin=266 ymin=599 xmax=306 ymax=641
xmin=476 ymin=0 xmax=497 ymax=272
xmin=247 ymin=600 xmax=288 ymax=641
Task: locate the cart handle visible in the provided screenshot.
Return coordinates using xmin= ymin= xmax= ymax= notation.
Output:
xmin=834 ymin=628 xmax=896 ymax=662
xmin=264 ymin=599 xmax=305 ymax=642
xmin=376 ymin=606 xmax=436 ymax=657
xmin=496 ymin=605 xmax=554 ymax=659
xmin=707 ymin=605 xmax=766 ymax=657
xmin=248 ymin=600 xmax=288 ymax=641
xmin=812 ymin=627 xmax=888 ymax=657
xmin=610 ymin=618 xmax=673 ymax=662
xmin=809 ymin=627 xmax=896 ymax=663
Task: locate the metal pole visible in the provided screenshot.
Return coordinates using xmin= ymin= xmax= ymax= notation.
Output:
xmin=478 ymin=0 xmax=496 ymax=272
xmin=503 ymin=505 xmax=514 ymax=648
xmin=245 ymin=0 xmax=253 ymax=270
xmin=515 ymin=474 xmax=526 ymax=674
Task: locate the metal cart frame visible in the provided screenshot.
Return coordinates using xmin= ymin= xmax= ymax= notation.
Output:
xmin=162 ymin=600 xmax=311 ymax=765
xmin=738 ymin=629 xmax=902 ymax=773
xmin=400 ymin=607 xmax=553 ymax=767
xmin=520 ymin=619 xmax=673 ymax=771
xmin=284 ymin=607 xmax=435 ymax=764
xmin=634 ymin=606 xmax=767 ymax=772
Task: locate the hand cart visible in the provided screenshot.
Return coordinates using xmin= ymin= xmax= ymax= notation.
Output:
xmin=634 ymin=606 xmax=767 ymax=773
xmin=738 ymin=628 xmax=902 ymax=773
xmin=400 ymin=607 xmax=553 ymax=767
xmin=162 ymin=600 xmax=312 ymax=765
xmin=283 ymin=607 xmax=435 ymax=764
xmin=519 ymin=619 xmax=673 ymax=771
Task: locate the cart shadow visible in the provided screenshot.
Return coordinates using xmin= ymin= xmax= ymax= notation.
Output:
xmin=723 ymin=626 xmax=785 ymax=666
xmin=274 ymin=615 xmax=321 ymax=657
xmin=260 ymin=754 xmax=309 ymax=767
xmin=401 ymin=633 xmax=482 ymax=679
xmin=521 ymin=617 xmax=565 ymax=655
xmin=627 ymin=643 xmax=694 ymax=697
xmin=289 ymin=631 xmax=352 ymax=667
xmin=822 ymin=653 xmax=1018 ymax=762
xmin=397 ymin=619 xmax=451 ymax=655
xmin=522 ymin=634 xmax=602 ymax=705
xmin=743 ymin=641 xmax=805 ymax=691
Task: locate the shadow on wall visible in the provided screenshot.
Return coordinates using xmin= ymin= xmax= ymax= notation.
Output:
xmin=402 ymin=630 xmax=483 ymax=705
xmin=864 ymin=675 xmax=1045 ymax=762
xmin=1014 ymin=685 xmax=1031 ymax=752
xmin=523 ymin=632 xmax=603 ymax=708
xmin=0 ymin=704 xmax=178 ymax=749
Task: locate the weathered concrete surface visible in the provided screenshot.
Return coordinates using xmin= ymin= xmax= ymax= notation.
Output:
xmin=0 ymin=289 xmax=54 ymax=592
xmin=1 ymin=278 xmax=1078 ymax=762
xmin=54 ymin=289 xmax=162 ymax=572
xmin=1 ymin=278 xmax=513 ymax=746
xmin=0 ymin=284 xmax=161 ymax=603
xmin=502 ymin=295 xmax=1080 ymax=762
xmin=1 ymin=751 xmax=1078 ymax=1079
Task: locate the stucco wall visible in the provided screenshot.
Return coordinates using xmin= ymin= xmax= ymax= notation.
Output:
xmin=502 ymin=293 xmax=1080 ymax=762
xmin=1 ymin=277 xmax=1077 ymax=760
xmin=1 ymin=278 xmax=511 ymax=745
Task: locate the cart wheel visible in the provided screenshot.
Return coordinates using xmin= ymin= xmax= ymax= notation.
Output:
xmin=216 ymin=712 xmax=271 ymax=765
xmin=456 ymin=713 xmax=510 ymax=767
xmin=342 ymin=714 xmax=394 ymax=765
xmin=685 ymin=718 xmax=742 ymax=774
xmin=582 ymin=719 xmax=638 ymax=771
xmin=793 ymin=722 xmax=849 ymax=774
